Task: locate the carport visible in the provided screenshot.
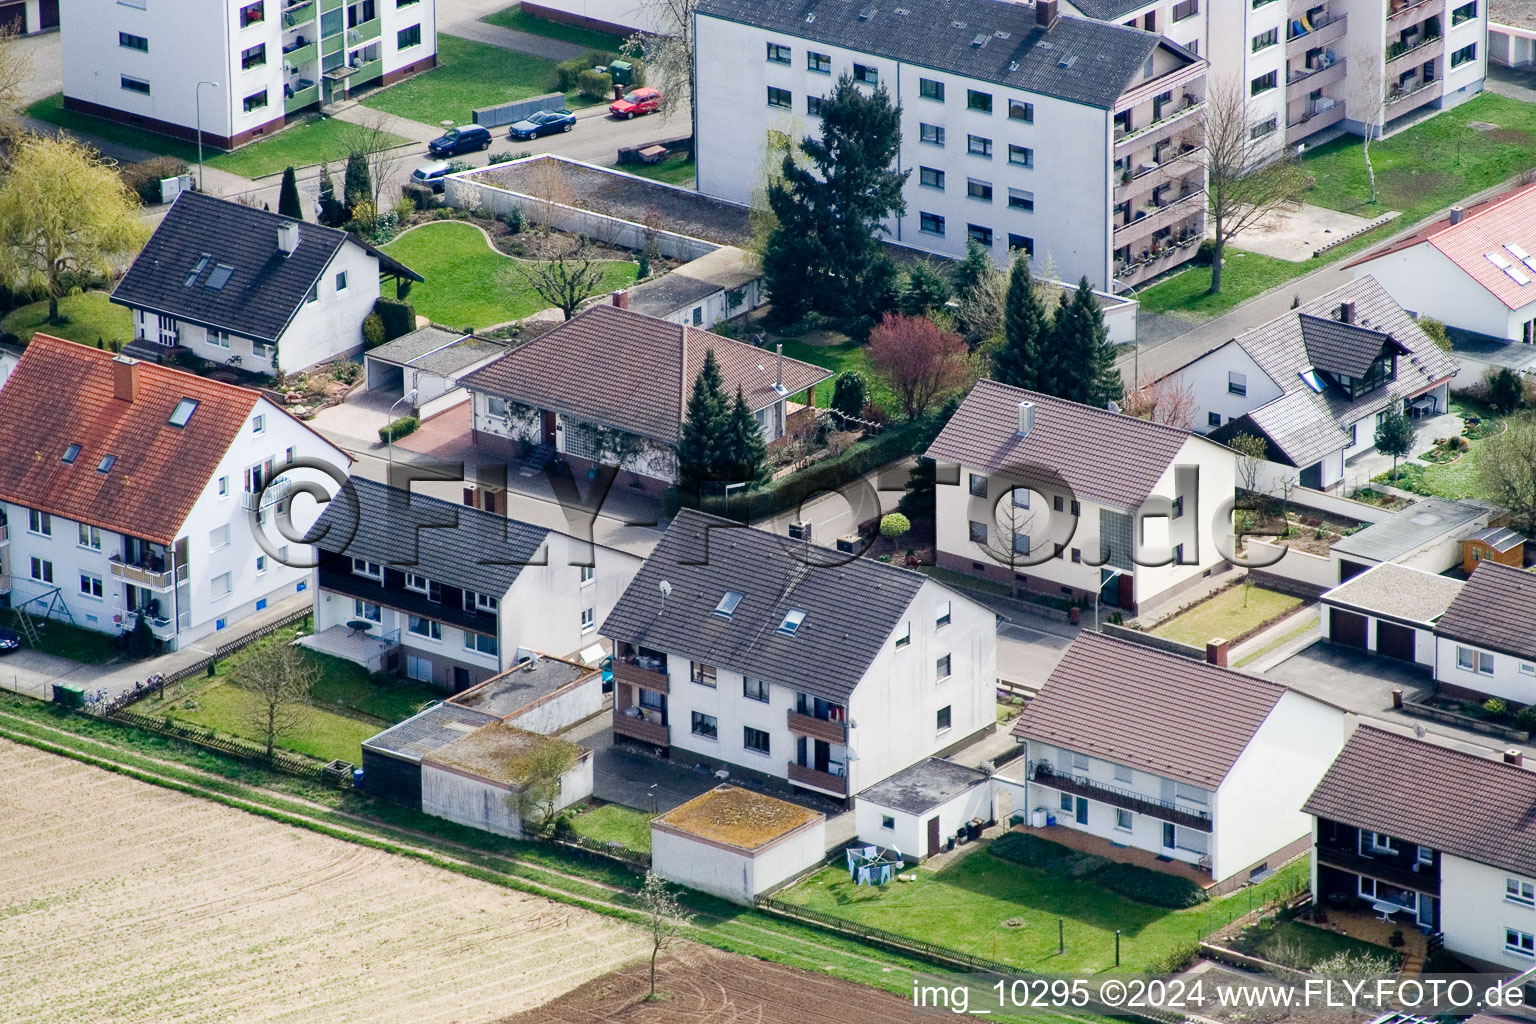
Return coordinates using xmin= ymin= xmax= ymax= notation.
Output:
xmin=1318 ymin=562 xmax=1465 ymax=669
xmin=363 ymin=327 xmax=506 ymax=419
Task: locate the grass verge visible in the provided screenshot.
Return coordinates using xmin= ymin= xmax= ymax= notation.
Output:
xmin=1 ymin=291 xmax=133 ymax=347
xmin=481 ymin=3 xmax=628 ymax=50
xmin=568 ymin=801 xmax=654 ymax=854
xmin=4 ymin=614 xmax=124 ymax=664
xmin=622 ymin=155 xmax=696 ymax=186
xmin=362 ymin=35 xmax=577 ymax=127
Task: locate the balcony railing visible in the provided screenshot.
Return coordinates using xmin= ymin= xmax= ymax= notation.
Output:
xmin=1114 ymin=98 xmax=1204 ymax=153
xmin=1288 ymin=57 xmax=1347 ymax=96
xmin=133 ymin=612 xmax=177 ymax=641
xmin=1287 ymin=12 xmax=1347 ymax=56
xmin=110 ymin=557 xmax=174 ymax=591
xmin=1114 ymin=187 xmax=1206 ymax=241
xmin=613 ymin=711 xmax=669 ymax=747
xmin=613 ymin=657 xmax=668 ymax=693
xmin=0 ymin=522 xmax=7 ymax=546
xmin=1387 ymin=0 xmax=1443 ymax=22
xmin=788 ymin=761 xmax=848 ymax=796
xmin=282 ymin=1 xmax=316 ymax=27
xmin=286 ymin=83 xmax=319 ymax=113
xmin=1385 ymin=77 xmax=1442 ymax=115
xmin=348 ymin=59 xmax=383 ymax=86
xmin=1116 ymin=145 xmax=1203 ymax=204
xmin=1286 ymin=102 xmax=1346 ymax=143
xmin=1316 ymin=843 xmax=1441 ymax=895
xmin=1385 ymin=34 xmax=1441 ymax=67
xmin=242 ymin=476 xmax=291 ymax=511
xmin=283 ymin=40 xmax=318 ymax=66
xmin=1028 ymin=761 xmax=1213 ymax=831
xmin=347 ymin=18 xmax=382 ymax=45
xmin=787 ymin=709 xmax=847 ymax=744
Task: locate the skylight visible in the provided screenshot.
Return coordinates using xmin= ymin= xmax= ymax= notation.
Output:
xmin=168 ymin=397 xmax=199 ymax=427
xmin=97 ymin=454 xmax=117 ymax=474
xmin=1485 ymin=251 xmax=1531 ymax=286
xmin=778 ymin=608 xmax=807 ymax=636
xmin=1505 ymin=242 xmax=1532 ymax=261
xmin=714 ymin=590 xmax=743 ymax=618
xmin=184 ymin=254 xmax=210 ymax=287
xmin=61 ymin=443 xmax=81 ymax=464
xmin=205 ymin=264 xmax=235 ymax=290
xmin=1298 ymin=368 xmax=1326 ymax=393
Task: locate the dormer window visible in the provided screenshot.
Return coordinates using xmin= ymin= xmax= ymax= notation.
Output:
xmin=61 ymin=443 xmax=81 ymax=464
xmin=715 ymin=590 xmax=743 ymax=618
xmin=778 ymin=608 xmax=806 ymax=635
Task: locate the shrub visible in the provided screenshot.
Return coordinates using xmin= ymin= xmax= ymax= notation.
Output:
xmin=362 ymin=313 xmax=386 ymax=348
xmin=379 ymin=416 xmax=419 ymax=443
xmin=400 ymin=182 xmax=436 ymax=211
xmin=119 ymin=156 xmax=190 ymax=205
xmin=1517 ymin=705 xmax=1536 ymax=732
xmin=1416 ymin=315 xmax=1451 ymax=352
xmin=879 ymin=512 xmax=910 ymax=538
xmin=831 ymin=370 xmax=867 ymax=419
xmin=577 ymin=69 xmax=613 ymax=103
xmin=1063 ymin=851 xmax=1112 ymax=879
xmin=504 ymin=205 xmax=526 ymax=234
xmin=1486 ymin=366 xmax=1524 ymax=414
xmin=374 ymin=297 xmax=416 ymax=341
xmin=487 ymin=151 xmax=517 ymax=165
xmin=1096 ymin=864 xmax=1209 ymax=908
xmin=556 ymin=50 xmax=614 ymax=91
xmin=1145 ymin=941 xmax=1201 ymax=975
xmin=1485 ymin=697 xmax=1509 ymax=719
xmin=989 ymin=832 xmax=1075 ymax=868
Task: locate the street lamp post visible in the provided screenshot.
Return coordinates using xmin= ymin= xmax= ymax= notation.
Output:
xmin=386 ymin=389 xmax=418 ymax=482
xmin=195 ymin=81 xmax=220 ymax=191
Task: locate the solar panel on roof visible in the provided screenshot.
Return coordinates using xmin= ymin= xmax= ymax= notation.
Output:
xmin=1506 ymin=242 xmax=1531 ymax=261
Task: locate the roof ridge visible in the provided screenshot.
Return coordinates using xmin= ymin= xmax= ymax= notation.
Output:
xmin=176 ymin=188 xmax=347 ymax=240
xmin=1351 ymin=722 xmax=1536 ymax=777
xmin=1077 ymin=630 xmax=1291 ymax=693
xmin=973 ymin=377 xmax=1196 ymax=440
xmin=348 ymin=475 xmax=550 ymax=538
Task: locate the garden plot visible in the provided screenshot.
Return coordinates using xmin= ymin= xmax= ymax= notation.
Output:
xmin=0 ymin=739 xmax=648 ymax=1024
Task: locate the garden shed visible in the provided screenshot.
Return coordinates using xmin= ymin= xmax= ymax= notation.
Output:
xmin=419 ymin=721 xmax=592 ymax=839
xmin=1319 ymin=561 xmax=1464 ymax=668
xmin=854 ymin=758 xmax=994 ymax=862
xmin=650 ymin=785 xmax=826 ymax=904
xmin=360 ymin=702 xmax=500 ymax=808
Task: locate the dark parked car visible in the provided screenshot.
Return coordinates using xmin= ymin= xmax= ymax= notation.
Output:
xmin=410 ymin=161 xmax=454 ymax=193
xmin=508 ymin=108 xmax=576 ymax=140
xmin=0 ymin=626 xmax=20 ymax=654
xmin=428 ymin=124 xmax=492 ymax=157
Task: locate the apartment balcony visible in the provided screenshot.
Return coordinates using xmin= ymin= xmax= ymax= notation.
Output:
xmin=241 ymin=476 xmax=291 ymax=511
xmin=346 ymin=19 xmax=382 ymax=45
xmin=133 ymin=612 xmax=177 ymax=642
xmin=1387 ymin=0 xmax=1444 ymax=30
xmin=322 ymin=33 xmax=344 ymax=57
xmin=349 ymin=59 xmax=383 ymax=87
xmin=613 ymin=656 xmax=669 ymax=694
xmin=1115 ymin=146 xmax=1203 ymax=205
xmin=1114 ymin=187 xmax=1205 ymax=243
xmin=1287 ymin=13 xmax=1348 ymax=58
xmin=283 ymin=40 xmax=318 ymax=67
xmin=1028 ymin=761 xmax=1213 ymax=832
xmin=787 ymin=709 xmax=847 ymax=744
xmin=1385 ymin=77 xmax=1443 ymax=118
xmin=788 ymin=761 xmax=848 ymax=797
xmin=0 ymin=573 xmax=10 ymax=596
xmin=1315 ymin=843 xmax=1441 ymax=895
xmin=281 ymin=0 xmax=317 ymax=27
xmin=0 ymin=522 xmax=8 ymax=547
xmin=109 ymin=556 xmax=174 ymax=591
xmin=1114 ymin=97 xmax=1204 ymax=155
xmin=1385 ymin=34 xmax=1442 ymax=69
xmin=613 ymin=711 xmax=669 ymax=747
xmin=1286 ymin=101 xmax=1346 ymax=144
xmin=286 ymin=82 xmax=319 ymax=112
xmin=320 ymin=0 xmax=343 ymax=11
xmin=1288 ymin=57 xmax=1347 ymax=98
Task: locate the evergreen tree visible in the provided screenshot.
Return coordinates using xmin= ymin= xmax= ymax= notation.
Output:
xmin=1374 ymin=405 xmax=1415 ymax=483
xmin=316 ymin=163 xmax=344 ymax=227
xmin=277 ymin=166 xmax=303 ymax=220
xmin=991 ymin=254 xmax=1047 ymax=391
xmin=830 ymin=371 xmax=867 ymax=420
xmin=722 ymin=387 xmax=769 ymax=486
xmin=1046 ymin=278 xmax=1123 ymax=407
xmin=342 ymin=151 xmax=372 ymax=214
xmin=676 ymin=349 xmax=730 ymax=489
xmin=898 ymin=261 xmax=952 ymax=317
xmin=951 ymin=238 xmax=994 ymax=300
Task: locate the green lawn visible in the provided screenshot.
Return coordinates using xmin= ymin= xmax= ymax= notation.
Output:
xmin=1135 ymin=249 xmax=1310 ymax=318
xmin=26 ymin=95 xmax=407 ymax=179
xmin=1374 ymin=454 xmax=1484 ymax=500
xmin=362 ymin=34 xmax=569 ymax=127
xmin=1150 ymin=585 xmax=1303 ymax=646
xmin=482 ymin=3 xmax=628 ymax=50
xmin=381 ymin=220 xmax=637 ymax=328
xmin=1251 ymin=919 xmax=1399 ymax=969
xmin=778 ymin=847 xmax=1308 ymax=973
xmin=623 ymin=155 xmax=696 ymax=187
xmin=1 ymin=292 xmax=133 ymax=347
xmin=4 ymin=614 xmax=123 ymax=664
xmin=775 ymin=336 xmax=897 ymax=414
xmin=568 ymin=801 xmax=653 ymax=853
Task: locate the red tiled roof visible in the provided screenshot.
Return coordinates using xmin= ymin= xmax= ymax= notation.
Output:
xmin=0 ymin=336 xmax=259 ymax=545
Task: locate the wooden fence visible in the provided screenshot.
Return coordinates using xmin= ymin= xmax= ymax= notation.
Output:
xmin=105 ymin=706 xmax=347 ymax=785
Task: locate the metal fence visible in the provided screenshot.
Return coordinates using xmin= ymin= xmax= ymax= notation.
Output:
xmin=105 ymin=706 xmax=347 ymax=786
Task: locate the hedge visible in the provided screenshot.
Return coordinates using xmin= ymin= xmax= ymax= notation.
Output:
xmin=379 ymin=416 xmax=419 ymax=443
xmin=374 ymin=297 xmax=416 ymax=341
xmin=1096 ymin=863 xmax=1209 ymax=908
xmin=119 ymin=156 xmax=189 ymax=205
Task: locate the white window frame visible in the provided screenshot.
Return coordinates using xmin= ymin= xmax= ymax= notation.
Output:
xmin=1508 ymin=928 xmax=1536 ymax=959
xmin=79 ymin=573 xmax=104 ymax=599
xmin=28 ymin=509 xmax=51 ymax=536
xmin=78 ymin=523 xmax=102 ymax=550
xmin=212 ymin=572 xmax=233 ymax=598
xmin=1115 ymin=808 xmax=1133 ymax=831
xmin=353 ymin=599 xmax=382 ymax=622
xmin=1508 ymin=878 xmax=1536 ymax=907
xmin=209 ymin=523 xmax=231 ymax=551
xmin=581 ymin=607 xmax=596 ymax=633
xmin=936 ymin=653 xmax=951 ymax=680
xmin=351 ymin=557 xmax=383 ymax=581
xmin=404 ymin=572 xmax=431 ymax=595
xmin=579 ymin=565 xmax=595 ymax=585
xmin=936 ymin=600 xmax=952 ymax=628
xmin=407 ymin=615 xmax=442 ymax=641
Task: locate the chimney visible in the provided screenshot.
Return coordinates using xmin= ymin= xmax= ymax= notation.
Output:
xmin=1507 ymin=750 xmax=1525 ymax=767
xmin=1036 ymin=0 xmax=1058 ymax=28
xmin=1205 ymin=637 xmax=1230 ymax=668
xmin=277 ymin=221 xmax=300 ymax=257
xmin=776 ymin=342 xmax=784 ymax=388
xmin=1338 ymin=299 xmax=1356 ymax=324
xmin=112 ymin=355 xmax=138 ymax=403
xmin=611 ymin=289 xmax=629 ymax=309
xmin=1016 ymin=400 xmax=1035 ymax=436
xmin=1449 ymin=206 xmax=1464 ymax=226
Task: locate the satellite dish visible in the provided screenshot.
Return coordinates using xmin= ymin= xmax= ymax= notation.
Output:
xmin=659 ymin=580 xmax=672 ymax=597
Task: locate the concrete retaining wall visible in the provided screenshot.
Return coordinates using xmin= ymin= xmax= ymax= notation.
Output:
xmin=1289 ymin=487 xmax=1391 ymax=525
xmin=1100 ymin=622 xmax=1205 ymax=660
xmin=473 ymin=92 xmax=567 ymax=129
xmin=1245 ymin=540 xmax=1336 ymax=592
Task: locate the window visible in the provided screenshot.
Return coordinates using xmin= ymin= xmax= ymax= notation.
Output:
xmin=1362 ymin=831 xmax=1398 ymax=855
xmin=1008 ymin=144 xmax=1033 ymax=167
xmin=1008 ymin=234 xmax=1033 ymax=254
xmin=1251 ymin=117 xmax=1276 ymax=141
xmin=967 ymin=225 xmax=993 ymax=246
xmin=936 ymin=705 xmax=952 ymax=732
xmin=766 ymin=86 xmax=792 ymax=108
xmin=920 ymin=123 xmax=944 ymax=146
xmin=256 ymin=555 xmax=268 ymax=575
xmin=919 ymin=211 xmax=945 ymax=235
xmin=967 ymin=179 xmax=993 ymax=202
xmin=239 ymin=1 xmax=265 ymax=26
xmin=1509 ymin=878 xmax=1536 ymax=906
xmin=61 ymin=443 xmax=81 ymax=465
xmin=335 ymin=271 xmax=349 ymax=292
xmin=1172 ymin=0 xmax=1199 ymax=20
xmin=1508 ymin=929 xmax=1536 ymax=958
xmin=241 ymin=43 xmax=267 ymax=70
xmin=1053 ymin=495 xmax=1065 ymax=512
xmin=1008 ymin=99 xmax=1034 ymax=122
xmin=691 ymin=711 xmax=718 ymax=739
xmin=1060 ymin=793 xmax=1073 ymax=812
xmin=714 ymin=590 xmax=743 ymax=618
xmin=1452 ymin=1 xmax=1477 ymax=25
xmin=967 ymin=89 xmax=992 ymax=113
xmin=1228 ymin=371 xmax=1247 ymax=396
xmin=119 ymin=32 xmax=149 ymax=51
xmin=853 ymin=64 xmax=878 ymax=85
xmin=690 ymin=661 xmax=717 ymax=687
xmin=936 ymin=601 xmax=952 ymax=627
xmin=464 ymin=631 xmax=498 ymax=656
xmin=919 ymin=166 xmax=945 ymax=190
xmin=1251 ymin=28 xmax=1278 ymax=51
xmin=212 ymin=572 xmax=232 ymax=598
xmin=969 ymin=472 xmax=988 ymax=497
xmin=353 ymin=599 xmax=381 ymax=622
xmin=1253 ymin=0 xmax=1277 ymax=7
xmin=806 ymin=95 xmax=824 ymax=116
xmin=397 ymin=23 xmax=422 ymax=48
xmin=779 ymin=609 xmax=807 ymax=635
xmin=579 ymin=565 xmax=595 ymax=585
xmin=1013 ymin=533 xmax=1030 ymax=556
xmin=969 ymin=520 xmax=988 ymax=544
xmin=29 ymin=558 xmax=52 ymax=584
xmin=121 ymin=76 xmax=151 ymax=95
xmin=97 ymin=454 xmax=117 ymax=474
xmin=405 ymin=573 xmax=431 ymax=594
xmin=466 ymin=590 xmax=498 ymax=613
xmin=399 ymin=0 xmax=421 ymax=6
xmin=79 ymin=573 xmax=104 ymax=599
xmin=1175 ymin=781 xmax=1206 ymax=804
xmin=1115 ymin=808 xmax=1133 ymax=831
xmin=920 ymin=78 xmax=945 ymax=100
xmin=580 ymin=607 xmax=595 ymax=632
xmin=1171 ymin=496 xmax=1184 ymax=519
xmin=242 ymin=89 xmax=268 ymax=113
xmin=936 ymin=653 xmax=952 ymax=680
xmin=1114 ymin=762 xmax=1133 ymax=782
xmin=351 ymin=557 xmax=383 ymax=581
xmin=766 ymin=42 xmax=791 ymax=64
xmin=1458 ymin=646 xmax=1495 ymax=675
xmin=1451 ymin=43 xmax=1477 ymax=68
xmin=407 ymin=616 xmax=442 ymax=640
xmin=881 ymin=815 xmax=895 ymax=830
xmin=1417 ymin=845 xmax=1434 ymax=865
xmin=1008 ymin=188 xmax=1034 ymax=211
xmin=1250 ymin=71 xmax=1277 ymax=95
xmin=895 ymin=621 xmax=911 ymax=648
xmin=210 ymin=524 xmax=231 ymax=551
xmin=307 ymin=284 xmax=319 ymax=304
xmin=808 ymin=51 xmax=831 ymax=73
xmin=744 ymin=677 xmax=770 ymax=702
xmin=208 ymin=327 xmax=233 ymax=350
xmin=1524 ymin=663 xmax=1536 ymax=676
xmin=1208 ymin=412 xmax=1222 ymax=427
xmin=78 ymin=524 xmax=102 ymax=550
xmin=1172 ymin=543 xmax=1186 ymax=564
xmin=743 ymin=726 xmax=771 ymax=754
xmin=967 ymin=135 xmax=992 ymax=158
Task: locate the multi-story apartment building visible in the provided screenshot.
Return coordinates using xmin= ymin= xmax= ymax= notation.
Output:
xmin=601 ymin=510 xmax=998 ymax=802
xmin=0 ymin=2 xmax=57 ymax=37
xmin=0 ymin=336 xmax=347 ymax=649
xmin=60 ymin=0 xmax=438 ymax=149
xmin=694 ymin=0 xmax=1210 ymax=289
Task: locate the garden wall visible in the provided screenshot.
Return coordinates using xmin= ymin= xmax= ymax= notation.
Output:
xmin=1245 ymin=540 xmax=1336 ymax=592
xmin=1099 ymin=622 xmax=1205 ymax=660
xmin=472 ymin=93 xmax=566 ymax=129
xmin=1288 ymin=487 xmax=1392 ymax=525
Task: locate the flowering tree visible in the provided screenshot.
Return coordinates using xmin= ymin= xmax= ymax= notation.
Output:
xmin=867 ymin=314 xmax=972 ymax=419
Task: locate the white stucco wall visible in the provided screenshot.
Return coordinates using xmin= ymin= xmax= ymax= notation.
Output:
xmin=501 ymin=533 xmax=642 ymax=663
xmin=855 ymin=778 xmax=994 ymax=861
xmin=1434 ymin=636 xmax=1536 ymax=703
xmin=1353 ymin=244 xmax=1536 ymax=342
xmin=504 ymin=672 xmax=606 ymax=734
xmin=1440 ymin=854 xmax=1536 ymax=968
xmin=420 ymin=751 xmax=592 ymax=839
xmin=1319 ymin=604 xmax=1437 ymax=667
xmin=1168 ymin=341 xmax=1285 ymax=436
xmin=651 ymin=815 xmax=826 ymax=904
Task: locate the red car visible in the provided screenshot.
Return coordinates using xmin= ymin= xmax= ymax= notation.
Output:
xmin=610 ymin=86 xmax=662 ymax=119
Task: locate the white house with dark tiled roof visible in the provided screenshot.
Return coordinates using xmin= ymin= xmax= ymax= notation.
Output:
xmin=1432 ymin=560 xmax=1536 ymax=705
xmin=926 ymin=379 xmax=1236 ymax=616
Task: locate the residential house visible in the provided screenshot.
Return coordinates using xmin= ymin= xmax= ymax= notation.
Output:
xmin=460 ymin=303 xmax=831 ymax=487
xmin=1319 ymin=561 xmax=1464 ymax=668
xmin=854 ymin=757 xmax=995 ymax=860
xmin=622 ymin=247 xmax=764 ymax=330
xmin=362 ymin=327 xmax=506 ymax=420
xmin=926 ymin=379 xmax=1237 ymax=616
xmin=112 ymin=192 xmax=423 ymax=374
xmin=0 ymin=336 xmax=347 ymax=648
xmin=1330 ymin=496 xmax=1498 ymax=583
xmin=694 ymin=0 xmax=1210 ymax=289
xmin=1431 ymin=560 xmax=1536 ymax=704
xmin=1164 ymin=277 xmax=1458 ymax=494
xmin=61 ymin=0 xmax=437 ymax=148
xmin=304 ymin=476 xmax=642 ymax=690
xmin=1348 ymin=184 xmax=1536 ymax=344
xmin=1490 ymin=0 xmax=1536 ymax=66
xmin=601 ymin=509 xmax=999 ymax=801
xmin=1012 ymin=632 xmax=1348 ymax=891
xmin=1304 ymin=725 xmax=1536 ymax=968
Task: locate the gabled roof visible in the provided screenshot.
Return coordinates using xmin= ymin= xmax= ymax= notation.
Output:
xmin=1012 ymin=632 xmax=1293 ymax=789
xmin=696 ymin=0 xmax=1194 ymax=110
xmin=1304 ymin=725 xmax=1536 ymax=878
xmin=1435 ymin=560 xmax=1536 ymax=661
xmin=310 ymin=476 xmax=551 ymax=599
xmin=111 ymin=191 xmax=420 ymax=343
xmin=1296 ymin=314 xmax=1405 ymax=379
xmin=601 ymin=509 xmax=952 ymax=703
xmin=460 ymin=304 xmax=831 ymax=444
xmin=0 ymin=336 xmax=263 ymax=545
xmin=1064 ymin=0 xmax=1157 ymax=20
xmin=925 ymin=379 xmax=1210 ymax=510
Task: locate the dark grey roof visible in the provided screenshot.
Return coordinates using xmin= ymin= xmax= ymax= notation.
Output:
xmin=1330 ymin=497 xmax=1490 ymax=564
xmin=601 ymin=509 xmax=947 ymax=703
xmin=362 ymin=702 xmax=500 ymax=762
xmin=857 ymin=758 xmax=990 ymax=814
xmin=366 ymin=327 xmax=505 ymax=376
xmin=1435 ymin=560 xmax=1536 ymax=661
xmin=311 ymin=476 xmax=550 ymax=598
xmin=450 ymin=656 xmax=597 ymax=718
xmin=1492 ymin=0 xmax=1536 ymax=31
xmin=1064 ymin=0 xmax=1157 ymax=20
xmin=111 ymin=191 xmax=420 ymax=343
xmin=1297 ymin=314 xmax=1404 ymax=379
xmin=696 ymin=0 xmax=1182 ymax=109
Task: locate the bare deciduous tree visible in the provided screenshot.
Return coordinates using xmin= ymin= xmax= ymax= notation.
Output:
xmin=1477 ymin=412 xmax=1536 ymax=534
xmin=234 ymin=644 xmax=318 ymax=759
xmin=1359 ymin=61 xmax=1387 ymax=205
xmin=1228 ymin=431 xmax=1270 ymax=505
xmin=523 ymin=158 xmax=577 ymax=212
xmin=1122 ymin=372 xmax=1199 ymax=429
xmin=637 ymin=872 xmax=692 ymax=1000
xmin=0 ymin=24 xmax=32 ymax=144
xmin=509 ymin=233 xmax=610 ymax=320
xmin=1202 ymin=79 xmax=1312 ymax=294
xmin=346 ymin=112 xmax=410 ymax=207
xmin=622 ymin=0 xmax=697 ymax=120
xmin=979 ymin=487 xmax=1039 ymax=575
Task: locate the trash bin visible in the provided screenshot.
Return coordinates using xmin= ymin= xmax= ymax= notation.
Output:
xmin=609 ymin=59 xmax=634 ymax=85
xmin=352 ymin=768 xmax=365 ymax=788
xmin=968 ymin=818 xmax=984 ymax=841
xmin=1045 ymin=813 xmax=1057 ymax=827
xmin=53 ymin=684 xmax=85 ymax=709
xmin=1031 ymin=808 xmax=1046 ymax=828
